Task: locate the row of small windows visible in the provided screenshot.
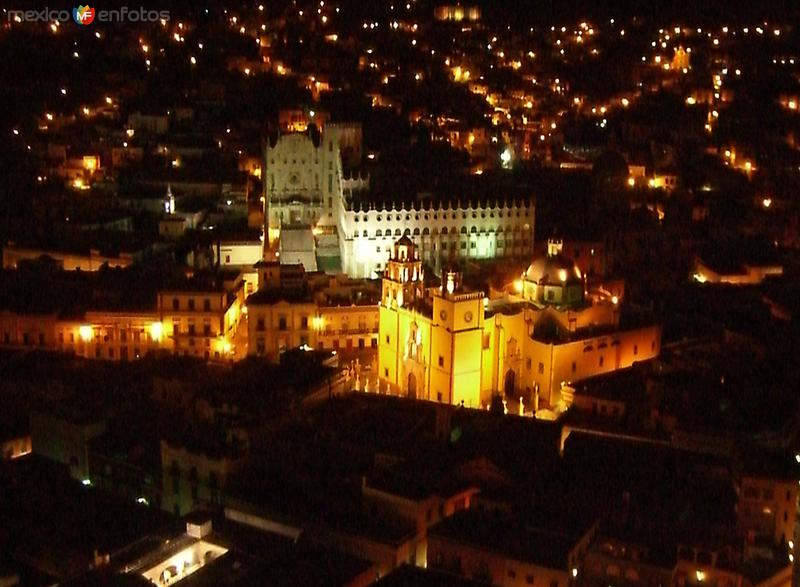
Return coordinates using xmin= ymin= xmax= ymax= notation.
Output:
xmin=171 ymin=298 xmax=214 ymax=311
xmin=354 ymin=210 xmax=530 ymax=222
xmin=355 ymin=226 xmax=527 ymax=238
xmin=269 ymin=158 xmax=320 ymax=165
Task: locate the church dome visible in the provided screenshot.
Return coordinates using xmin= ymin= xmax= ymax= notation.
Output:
xmin=525 ymin=254 xmax=582 ymax=285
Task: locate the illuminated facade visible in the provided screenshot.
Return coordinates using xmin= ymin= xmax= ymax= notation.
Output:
xmin=157 ymin=285 xmax=244 ymax=361
xmin=0 ymin=280 xmax=244 ymax=362
xmin=264 ymin=129 xmax=534 ymax=279
xmin=433 ymin=5 xmax=481 ymax=22
xmin=246 ymin=264 xmax=380 ymax=361
xmin=379 ymin=238 xmax=661 ymax=412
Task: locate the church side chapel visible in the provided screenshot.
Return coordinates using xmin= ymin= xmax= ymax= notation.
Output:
xmin=378 ymin=237 xmax=661 ymax=417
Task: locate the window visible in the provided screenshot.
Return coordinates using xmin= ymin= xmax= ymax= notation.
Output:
xmin=188 ymin=299 xmax=195 ymax=311
xmin=438 ymin=355 xmax=444 ymax=367
xmin=256 ymin=318 xmax=265 ymax=331
xmin=301 ymin=316 xmax=308 ymax=329
xmin=279 ymin=317 xmax=287 ymax=331
xmin=633 ymin=344 xmax=638 ymax=356
xmin=385 ymin=335 xmax=390 ymax=344
xmin=225 ymin=255 xmax=231 ymax=263
xmin=384 ymin=368 xmax=389 ymax=378
xmin=483 ymin=334 xmax=490 ymax=349
xmin=599 ymin=356 xmax=604 ymax=367
xmin=172 ymin=298 xmax=180 ymax=310
xmin=538 ymin=362 xmax=544 ymax=374
xmin=526 ymin=358 xmax=532 ymax=370
xmin=572 ymin=361 xmax=576 ymax=373
xmin=203 ymin=299 xmax=211 ymax=311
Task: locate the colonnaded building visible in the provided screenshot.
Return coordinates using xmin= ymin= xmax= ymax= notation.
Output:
xmin=378 ymin=237 xmax=661 ymax=414
xmin=263 ymin=123 xmax=535 ymax=278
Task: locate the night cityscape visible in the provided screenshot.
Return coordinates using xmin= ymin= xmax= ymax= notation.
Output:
xmin=1 ymin=1 xmax=800 ymax=585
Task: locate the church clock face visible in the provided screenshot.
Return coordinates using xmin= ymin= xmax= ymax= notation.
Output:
xmin=439 ymin=309 xmax=448 ymax=321
xmin=464 ymin=311 xmax=474 ymax=323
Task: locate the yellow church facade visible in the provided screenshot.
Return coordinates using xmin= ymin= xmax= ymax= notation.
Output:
xmin=378 ymin=238 xmax=661 ymax=413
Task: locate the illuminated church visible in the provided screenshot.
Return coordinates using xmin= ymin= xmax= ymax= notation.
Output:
xmin=378 ymin=237 xmax=661 ymax=414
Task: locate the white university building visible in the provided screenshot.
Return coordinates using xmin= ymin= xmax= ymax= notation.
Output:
xmin=263 ymin=125 xmax=535 ymax=278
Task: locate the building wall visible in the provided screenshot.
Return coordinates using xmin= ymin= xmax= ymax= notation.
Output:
xmin=738 ymin=476 xmax=798 ymax=545
xmin=428 ymin=534 xmax=571 ymax=587
xmin=583 ymin=540 xmax=674 ymax=586
xmin=248 ymin=300 xmax=317 ymax=358
xmin=29 ymin=411 xmax=107 ymax=481
xmin=341 ymin=201 xmax=534 ymax=279
xmin=158 ymin=289 xmax=242 ymax=360
xmin=57 ymin=313 xmax=171 ymax=361
xmin=160 ymin=440 xmax=244 ymax=517
xmin=264 ymin=131 xmax=343 ymax=231
xmin=0 ymin=312 xmax=58 ymax=348
xmin=216 ymin=242 xmax=263 ymax=267
xmin=379 ymin=290 xmax=487 ymax=408
xmin=317 ymin=304 xmax=379 ymax=353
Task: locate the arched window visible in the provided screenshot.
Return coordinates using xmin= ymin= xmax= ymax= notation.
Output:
xmin=497 ymin=226 xmax=504 ymax=234
xmin=441 ymin=227 xmax=448 ymax=235
xmin=422 ymin=227 xmax=430 ymax=236
xmin=470 ymin=226 xmax=477 ymax=234
xmin=413 ymin=228 xmax=420 ymax=236
xmin=376 ymin=229 xmax=382 ymax=237
xmin=363 ymin=230 xmax=368 ymax=237
xmin=395 ymin=228 xmax=401 ymax=236
xmin=460 ymin=226 xmax=467 ymax=234
xmin=403 ymin=228 xmax=411 ymax=236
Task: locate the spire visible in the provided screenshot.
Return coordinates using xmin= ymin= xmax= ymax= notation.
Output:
xmin=164 ymin=183 xmax=175 ymax=215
